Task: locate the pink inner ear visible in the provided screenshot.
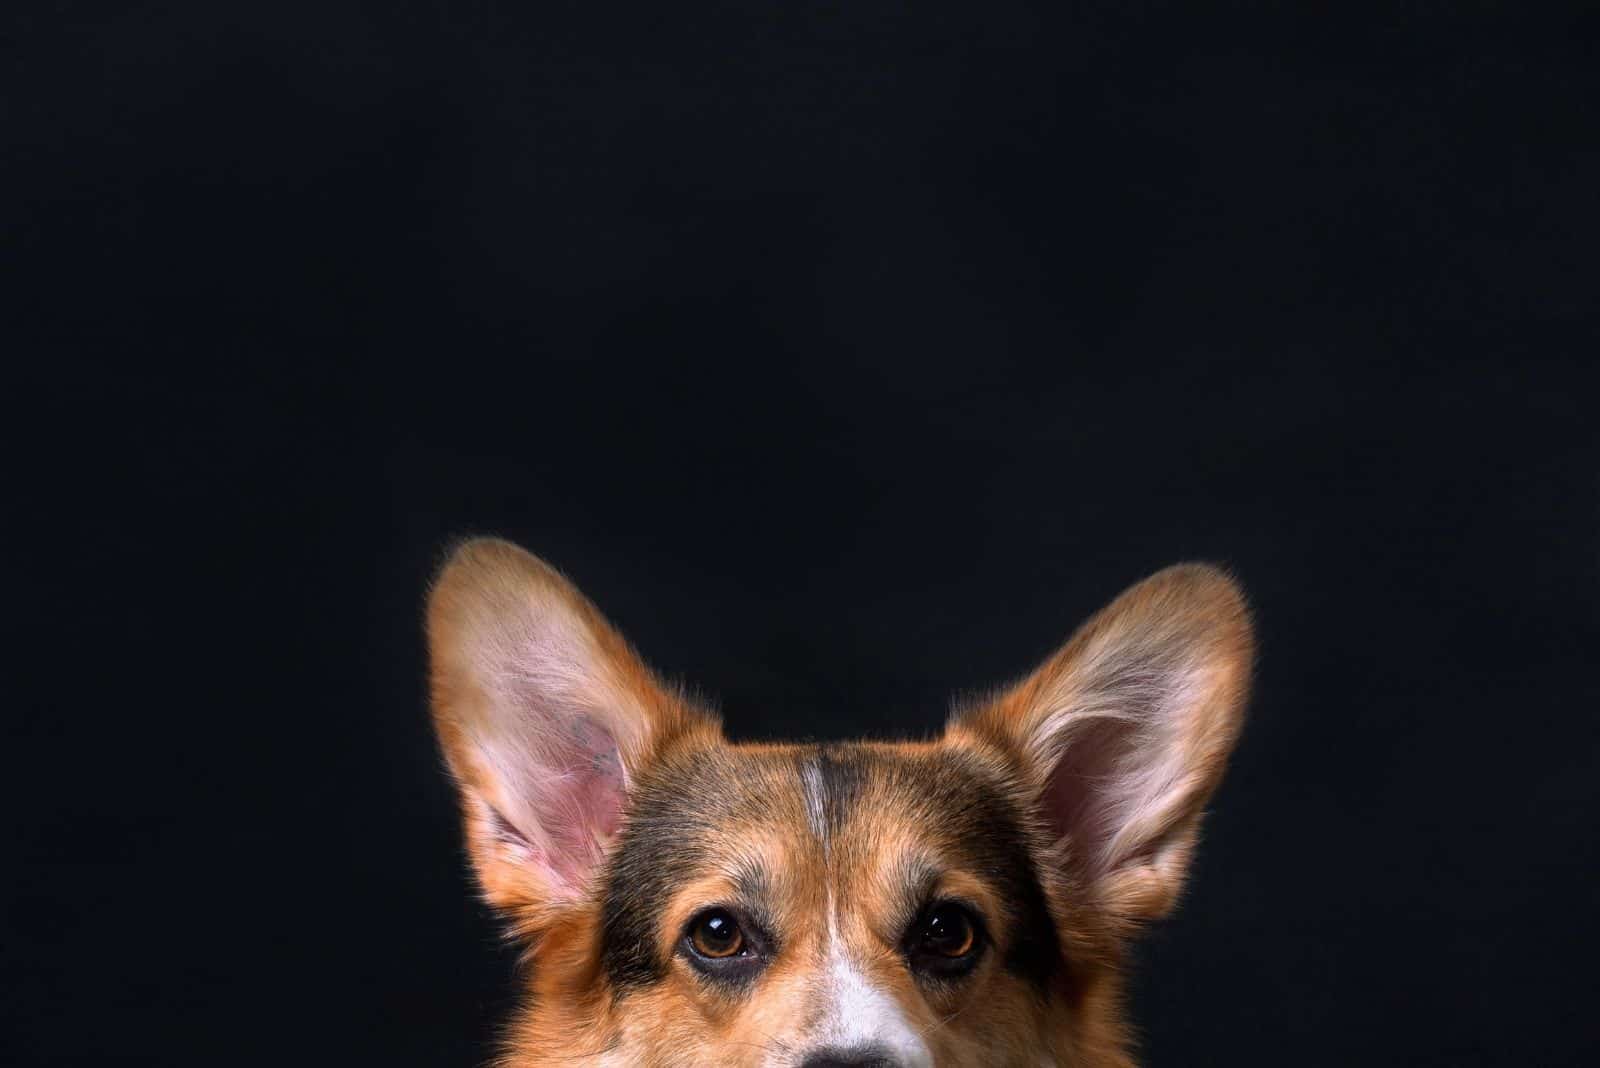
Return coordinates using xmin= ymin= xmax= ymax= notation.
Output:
xmin=1039 ymin=716 xmax=1138 ymax=879
xmin=536 ymin=714 xmax=626 ymax=890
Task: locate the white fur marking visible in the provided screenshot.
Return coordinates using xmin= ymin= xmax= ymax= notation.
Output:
xmin=807 ymin=907 xmax=932 ymax=1067
xmin=801 ymin=759 xmax=828 ymax=843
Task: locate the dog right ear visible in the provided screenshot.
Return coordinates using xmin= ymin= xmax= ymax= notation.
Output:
xmin=425 ymin=539 xmax=715 ymax=926
xmin=953 ymin=564 xmax=1253 ymax=924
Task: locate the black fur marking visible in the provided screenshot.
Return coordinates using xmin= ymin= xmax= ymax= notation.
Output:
xmin=895 ymin=750 xmax=1063 ymax=990
xmin=814 ymin=745 xmax=867 ymax=837
xmin=601 ymin=747 xmax=763 ymax=991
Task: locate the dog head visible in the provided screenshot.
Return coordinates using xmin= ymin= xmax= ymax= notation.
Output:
xmin=426 ymin=539 xmax=1252 ymax=1067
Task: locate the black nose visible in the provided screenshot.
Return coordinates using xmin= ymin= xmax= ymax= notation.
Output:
xmin=799 ymin=1047 xmax=897 ymax=1068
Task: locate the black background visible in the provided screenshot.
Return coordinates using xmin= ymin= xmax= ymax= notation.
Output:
xmin=8 ymin=2 xmax=1599 ymax=1065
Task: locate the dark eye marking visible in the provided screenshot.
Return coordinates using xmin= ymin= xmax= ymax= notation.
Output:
xmin=897 ymin=750 xmax=1063 ymax=989
xmin=680 ymin=906 xmax=773 ymax=987
xmin=903 ymin=900 xmax=986 ymax=981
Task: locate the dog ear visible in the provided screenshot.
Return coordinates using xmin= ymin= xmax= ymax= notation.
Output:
xmin=426 ymin=538 xmax=716 ymax=925
xmin=956 ymin=565 xmax=1253 ymax=923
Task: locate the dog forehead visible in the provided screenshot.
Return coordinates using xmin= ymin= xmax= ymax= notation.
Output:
xmin=601 ymin=739 xmax=1061 ymax=992
xmin=625 ymin=741 xmax=1002 ymax=845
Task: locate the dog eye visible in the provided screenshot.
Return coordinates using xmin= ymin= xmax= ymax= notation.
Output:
xmin=904 ymin=901 xmax=984 ymax=980
xmin=687 ymin=908 xmax=745 ymax=959
xmin=918 ymin=902 xmax=976 ymax=957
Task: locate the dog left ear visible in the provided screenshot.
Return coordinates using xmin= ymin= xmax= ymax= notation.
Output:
xmin=425 ymin=539 xmax=716 ymax=927
xmin=956 ymin=564 xmax=1254 ymax=923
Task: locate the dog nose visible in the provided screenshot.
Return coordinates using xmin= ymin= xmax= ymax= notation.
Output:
xmin=799 ymin=1046 xmax=898 ymax=1068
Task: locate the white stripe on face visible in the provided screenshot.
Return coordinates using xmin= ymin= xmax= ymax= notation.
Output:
xmin=800 ymin=916 xmax=932 ymax=1068
xmin=789 ymin=754 xmax=931 ymax=1068
xmin=801 ymin=759 xmax=829 ymax=844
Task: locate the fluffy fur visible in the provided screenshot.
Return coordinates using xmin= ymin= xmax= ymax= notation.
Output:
xmin=425 ymin=538 xmax=1253 ymax=1067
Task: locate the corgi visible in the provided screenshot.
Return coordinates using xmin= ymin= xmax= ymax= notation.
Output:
xmin=426 ymin=538 xmax=1253 ymax=1067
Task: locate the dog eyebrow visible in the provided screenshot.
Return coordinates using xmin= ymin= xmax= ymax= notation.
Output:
xmin=885 ymin=856 xmax=944 ymax=934
xmin=719 ymin=854 xmax=793 ymax=952
xmin=729 ymin=855 xmax=771 ymax=901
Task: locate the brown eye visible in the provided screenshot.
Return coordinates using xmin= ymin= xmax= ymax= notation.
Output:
xmin=688 ymin=909 xmax=745 ymax=959
xmin=918 ymin=902 xmax=976 ymax=958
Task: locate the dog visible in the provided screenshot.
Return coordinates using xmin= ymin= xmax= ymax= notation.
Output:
xmin=426 ymin=538 xmax=1253 ymax=1066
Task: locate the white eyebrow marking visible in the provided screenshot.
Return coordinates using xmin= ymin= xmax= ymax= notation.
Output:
xmin=800 ymin=757 xmax=828 ymax=843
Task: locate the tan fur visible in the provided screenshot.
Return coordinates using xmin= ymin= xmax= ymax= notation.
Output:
xmin=426 ymin=539 xmax=1253 ymax=1067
